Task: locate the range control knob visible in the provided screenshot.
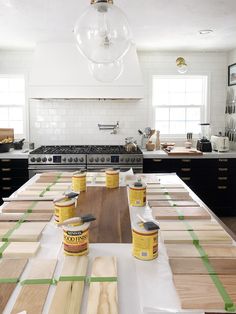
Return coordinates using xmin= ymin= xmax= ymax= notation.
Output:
xmin=89 ymin=157 xmax=94 ymax=162
xmin=74 ymin=158 xmax=78 ymax=162
xmin=68 ymin=157 xmax=73 ymax=162
xmin=136 ymin=157 xmax=141 ymax=163
xmin=101 ymin=157 xmax=105 ymax=162
xmin=120 ymin=158 xmax=124 ymax=162
xmin=30 ymin=157 xmax=35 ymax=162
xmin=95 ymin=157 xmax=99 ymax=162
xmin=106 ymin=157 xmax=110 ymax=162
xmin=36 ymin=157 xmax=41 ymax=162
xmin=131 ymin=158 xmax=135 ymax=162
xmin=48 ymin=157 xmax=52 ymax=162
xmin=42 ymin=157 xmax=47 ymax=162
xmin=62 ymin=158 xmax=66 ymax=162
xmin=79 ymin=157 xmax=84 ymax=162
xmin=126 ymin=158 xmax=130 ymax=162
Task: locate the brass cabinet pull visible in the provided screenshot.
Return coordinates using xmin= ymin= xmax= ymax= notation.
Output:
xmin=1 ymin=168 xmax=11 ymax=172
xmin=219 ymin=159 xmax=228 ymax=162
xmin=1 ymin=159 xmax=11 ymax=163
xmin=218 ymin=168 xmax=228 ymax=171
xmin=181 ymin=168 xmax=191 ymax=172
xmin=153 ymin=159 xmax=162 ymax=162
xmin=217 ymin=186 xmax=227 ymax=190
xmin=2 ymin=177 xmax=12 ymax=181
xmin=181 ymin=177 xmax=191 ymax=181
xmin=182 ymin=159 xmax=191 ymax=163
xmin=2 ymin=186 xmax=11 ymax=190
xmin=218 ymin=177 xmax=227 ymax=181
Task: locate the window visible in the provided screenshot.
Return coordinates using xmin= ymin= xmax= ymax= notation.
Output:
xmin=152 ymin=75 xmax=208 ymax=136
xmin=0 ymin=75 xmax=25 ymax=137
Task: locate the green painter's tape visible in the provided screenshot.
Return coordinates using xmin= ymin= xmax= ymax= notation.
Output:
xmin=86 ymin=276 xmax=118 ymax=283
xmin=0 ymin=242 xmax=10 ymax=258
xmin=59 ymin=276 xmax=86 ymax=282
xmin=181 ymin=220 xmax=236 ymax=312
xmin=176 ymin=209 xmax=185 ymax=221
xmin=0 ymin=278 xmax=19 ymax=283
xmin=21 ymin=278 xmax=57 ymax=285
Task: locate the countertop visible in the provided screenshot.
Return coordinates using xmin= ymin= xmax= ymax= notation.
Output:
xmin=0 ymin=148 xmax=30 ymax=159
xmin=142 ymin=149 xmax=236 ymax=159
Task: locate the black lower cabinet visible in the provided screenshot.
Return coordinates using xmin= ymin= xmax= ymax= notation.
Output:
xmin=0 ymin=158 xmax=29 ymax=205
xmin=143 ymin=157 xmax=236 ymax=217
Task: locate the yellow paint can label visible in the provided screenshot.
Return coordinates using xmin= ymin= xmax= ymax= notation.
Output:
xmin=72 ymin=174 xmax=86 ymax=192
xmin=132 ymin=229 xmax=158 ymax=260
xmin=129 ymin=185 xmax=146 ymax=207
xmin=54 ymin=199 xmax=75 ymax=224
xmin=63 ymin=228 xmax=89 ymax=256
xmin=106 ymin=170 xmax=119 ymax=189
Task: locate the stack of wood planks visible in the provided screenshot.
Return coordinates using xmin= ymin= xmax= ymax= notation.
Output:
xmin=146 ymin=182 xmax=236 ymax=311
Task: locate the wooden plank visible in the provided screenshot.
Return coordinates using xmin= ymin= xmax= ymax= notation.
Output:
xmin=166 ymin=244 xmax=236 ymax=258
xmin=0 ymin=259 xmax=28 ymax=313
xmin=0 ymin=222 xmax=47 ymax=242
xmin=49 ymin=256 xmax=88 ymax=314
xmin=148 ymin=200 xmax=199 ymax=207
xmin=1 ymin=242 xmax=40 ymax=258
xmin=146 ymin=183 xmax=183 ymax=189
xmin=147 ymin=193 xmax=192 ymax=201
xmin=161 ymin=230 xmax=232 ymax=244
xmin=146 ymin=188 xmax=188 ymax=195
xmin=153 ymin=207 xmax=211 ymax=220
xmin=26 ymin=183 xmax=70 ymax=191
xmin=125 ymin=174 xmax=160 ymax=185
xmin=164 ymin=147 xmax=203 ymax=156
xmin=0 ymin=212 xmax=52 ymax=221
xmin=11 ymin=259 xmax=57 ymax=314
xmin=18 ymin=190 xmax=61 ymax=197
xmin=173 ymin=274 xmax=236 ymax=310
xmin=159 ymin=220 xmax=223 ymax=231
xmin=2 ymin=201 xmax=54 ymax=213
xmin=76 ymin=187 xmax=131 ymax=243
xmin=170 ymin=258 xmax=236 ymax=274
xmin=87 ymin=256 xmax=118 ymax=314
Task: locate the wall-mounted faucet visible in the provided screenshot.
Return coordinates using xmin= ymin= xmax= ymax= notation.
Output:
xmin=98 ymin=121 xmax=119 ymax=134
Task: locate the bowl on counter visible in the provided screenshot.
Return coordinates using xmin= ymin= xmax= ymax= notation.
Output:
xmin=0 ymin=143 xmax=12 ymax=153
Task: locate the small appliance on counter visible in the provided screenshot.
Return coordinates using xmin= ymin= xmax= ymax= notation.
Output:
xmin=196 ymin=123 xmax=212 ymax=152
xmin=211 ymin=133 xmax=230 ymax=152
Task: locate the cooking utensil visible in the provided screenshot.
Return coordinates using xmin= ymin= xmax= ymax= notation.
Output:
xmin=13 ymin=138 xmax=25 ymax=150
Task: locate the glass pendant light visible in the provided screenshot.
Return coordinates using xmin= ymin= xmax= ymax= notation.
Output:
xmin=74 ymin=0 xmax=132 ymax=64
xmin=176 ymin=57 xmax=188 ymax=74
xmin=88 ymin=59 xmax=123 ymax=82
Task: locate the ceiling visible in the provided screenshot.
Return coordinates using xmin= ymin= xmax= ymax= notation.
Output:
xmin=0 ymin=0 xmax=236 ymax=51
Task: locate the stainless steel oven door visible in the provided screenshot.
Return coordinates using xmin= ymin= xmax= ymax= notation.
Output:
xmin=87 ymin=164 xmax=143 ymax=173
xmin=28 ymin=165 xmax=86 ymax=178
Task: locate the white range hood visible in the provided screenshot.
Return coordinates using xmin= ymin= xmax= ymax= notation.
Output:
xmin=29 ymin=43 xmax=144 ymax=99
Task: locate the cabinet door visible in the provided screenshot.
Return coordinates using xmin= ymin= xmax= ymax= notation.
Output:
xmin=143 ymin=158 xmax=175 ymax=173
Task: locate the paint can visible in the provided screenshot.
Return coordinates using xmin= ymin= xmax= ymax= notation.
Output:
xmin=132 ymin=222 xmax=158 ymax=260
xmin=129 ymin=182 xmax=146 ymax=207
xmin=72 ymin=172 xmax=86 ymax=192
xmin=63 ymin=222 xmax=90 ymax=256
xmin=106 ymin=169 xmax=119 ymax=189
xmin=54 ymin=198 xmax=76 ymax=224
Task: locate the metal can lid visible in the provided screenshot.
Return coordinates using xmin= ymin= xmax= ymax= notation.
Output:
xmin=54 ymin=198 xmax=75 ymax=207
xmin=73 ymin=172 xmax=87 ymax=178
xmin=106 ymin=169 xmax=120 ymax=175
xmin=129 ymin=182 xmax=146 ymax=190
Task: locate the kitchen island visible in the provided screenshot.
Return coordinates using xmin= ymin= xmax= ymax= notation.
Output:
xmin=0 ymin=172 xmax=235 ymax=314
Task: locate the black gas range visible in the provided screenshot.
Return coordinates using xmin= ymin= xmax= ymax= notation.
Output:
xmin=28 ymin=145 xmax=143 ymax=177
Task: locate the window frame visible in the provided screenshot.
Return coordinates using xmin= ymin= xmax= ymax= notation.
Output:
xmin=151 ymin=74 xmax=210 ymax=139
xmin=0 ymin=74 xmax=28 ymax=139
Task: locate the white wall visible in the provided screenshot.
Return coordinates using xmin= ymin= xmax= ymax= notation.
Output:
xmin=0 ymin=49 xmax=228 ymax=147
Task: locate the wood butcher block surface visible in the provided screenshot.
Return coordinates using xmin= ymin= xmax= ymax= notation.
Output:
xmin=173 ymin=274 xmax=236 ymax=310
xmin=164 ymin=147 xmax=203 ymax=156
xmin=11 ymin=259 xmax=57 ymax=314
xmin=87 ymin=256 xmax=118 ymax=314
xmin=2 ymin=201 xmax=54 ymax=213
xmin=152 ymin=207 xmax=211 ymax=220
xmin=170 ymin=258 xmax=236 ymax=274
xmin=166 ymin=243 xmax=236 ymax=258
xmin=159 ymin=220 xmax=223 ymax=231
xmin=49 ymin=256 xmax=88 ymax=314
xmin=161 ymin=230 xmax=232 ymax=244
xmin=76 ymin=187 xmax=131 ymax=243
xmin=0 ymin=259 xmax=28 ymax=313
